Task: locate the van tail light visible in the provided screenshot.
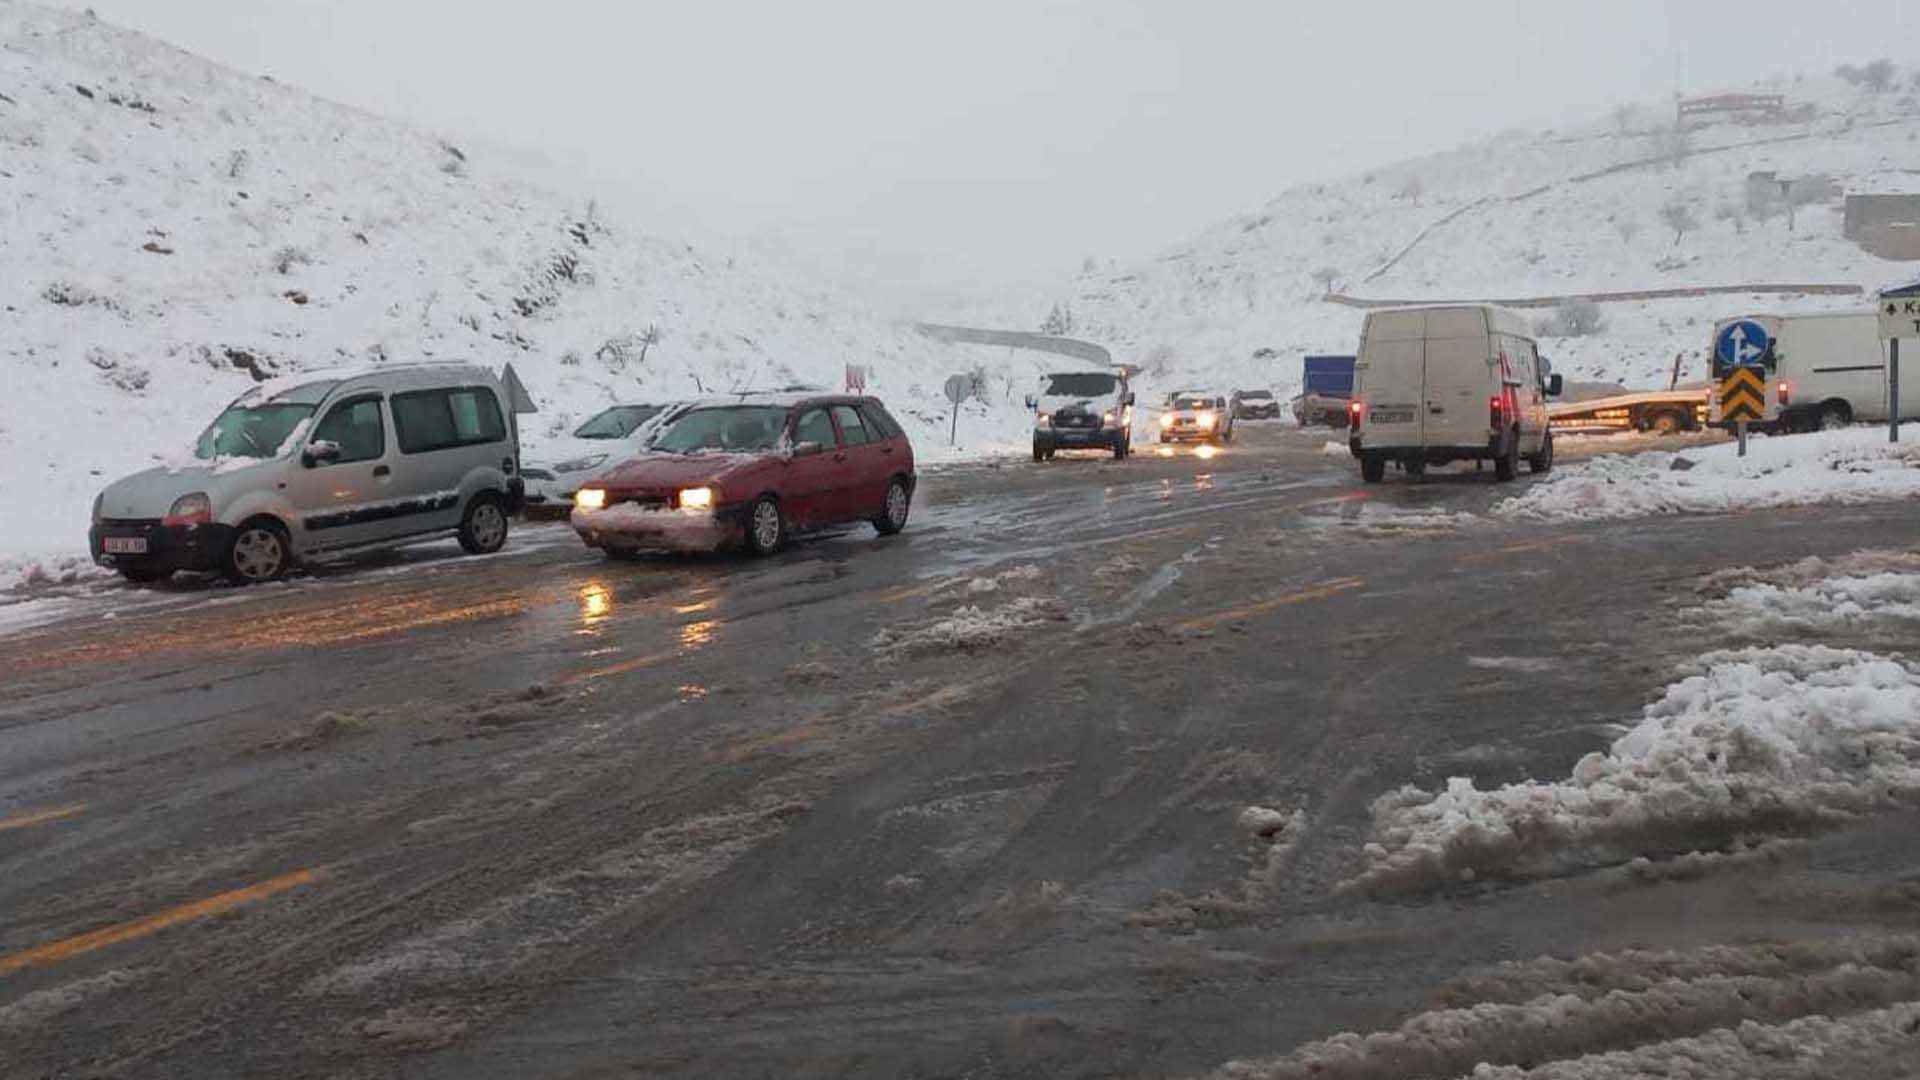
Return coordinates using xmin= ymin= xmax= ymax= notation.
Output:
xmin=1490 ymin=394 xmax=1505 ymax=431
xmin=1348 ymin=399 xmax=1364 ymax=431
xmin=1777 ymin=380 xmax=1791 ymax=407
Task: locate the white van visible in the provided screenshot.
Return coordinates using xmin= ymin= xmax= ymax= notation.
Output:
xmin=1709 ymin=312 xmax=1916 ymax=431
xmin=1348 ymin=305 xmax=1562 ymax=482
xmin=90 ymin=363 xmax=530 ymax=584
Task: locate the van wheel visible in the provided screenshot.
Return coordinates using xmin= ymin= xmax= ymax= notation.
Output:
xmin=1404 ymin=459 xmax=1427 ymax=478
xmin=1032 ymin=440 xmax=1047 ymax=463
xmin=1817 ymin=401 xmax=1852 ymax=431
xmin=1493 ymin=431 xmax=1519 ymax=482
xmin=1527 ymin=430 xmax=1555 ymax=474
xmin=224 ymin=520 xmax=290 ymax=584
xmin=745 ymin=496 xmax=785 ymax=556
xmin=458 ymin=495 xmax=510 ymax=555
xmin=873 ymin=478 xmax=911 ymax=536
xmin=1360 ymin=455 xmax=1386 ymax=483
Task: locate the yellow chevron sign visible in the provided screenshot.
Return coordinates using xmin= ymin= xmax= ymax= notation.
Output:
xmin=1719 ymin=367 xmax=1766 ymax=422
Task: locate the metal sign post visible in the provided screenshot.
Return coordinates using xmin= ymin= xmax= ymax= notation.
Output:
xmin=1879 ymin=288 xmax=1918 ymax=444
xmin=942 ymin=373 xmax=969 ymax=447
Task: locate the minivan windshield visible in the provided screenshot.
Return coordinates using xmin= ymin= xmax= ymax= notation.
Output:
xmin=1173 ymin=396 xmax=1214 ymax=410
xmin=194 ymin=404 xmax=317 ymax=460
xmin=1237 ymin=390 xmax=1272 ymax=400
xmin=1041 ymin=373 xmax=1118 ymax=398
xmin=650 ymin=406 xmax=789 ymax=454
xmin=573 ymin=405 xmax=664 ymax=440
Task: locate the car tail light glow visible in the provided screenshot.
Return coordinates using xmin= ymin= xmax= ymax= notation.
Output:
xmin=1348 ymin=399 xmax=1363 ymax=431
xmin=1777 ymin=380 xmax=1791 ymax=407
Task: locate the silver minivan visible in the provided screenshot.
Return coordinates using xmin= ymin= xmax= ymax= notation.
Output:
xmin=90 ymin=363 xmax=529 ymax=584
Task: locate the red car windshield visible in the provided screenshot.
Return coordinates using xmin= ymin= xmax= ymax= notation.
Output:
xmin=650 ymin=406 xmax=789 ymax=454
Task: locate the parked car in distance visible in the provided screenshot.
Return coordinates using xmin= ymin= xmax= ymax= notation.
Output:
xmin=91 ymin=363 xmax=526 ymax=584
xmin=1349 ymin=305 xmax=1560 ymax=482
xmin=1230 ymin=388 xmax=1280 ymax=420
xmin=571 ymin=393 xmax=915 ymax=558
xmin=1291 ymin=354 xmax=1357 ymax=427
xmin=522 ymin=402 xmax=676 ymax=513
xmin=1028 ymin=370 xmax=1135 ymax=461
xmin=1158 ymin=391 xmax=1234 ymax=443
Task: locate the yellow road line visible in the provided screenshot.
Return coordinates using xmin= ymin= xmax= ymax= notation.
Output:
xmin=1171 ymin=577 xmax=1365 ymax=633
xmin=0 ymin=803 xmax=85 ymax=833
xmin=0 ymin=868 xmax=318 ymax=977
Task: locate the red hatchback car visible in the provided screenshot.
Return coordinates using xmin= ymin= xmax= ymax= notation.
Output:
xmin=570 ymin=394 xmax=916 ymax=557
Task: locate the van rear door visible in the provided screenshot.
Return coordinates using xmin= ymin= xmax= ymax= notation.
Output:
xmin=1357 ymin=310 xmax=1427 ymax=445
xmin=1420 ymin=308 xmax=1496 ymax=448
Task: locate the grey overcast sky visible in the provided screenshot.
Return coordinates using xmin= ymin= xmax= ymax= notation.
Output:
xmin=50 ymin=0 xmax=1920 ymax=302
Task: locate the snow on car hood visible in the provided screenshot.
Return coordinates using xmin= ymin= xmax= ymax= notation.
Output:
xmin=593 ymin=450 xmax=770 ymax=490
xmin=98 ymin=461 xmax=276 ymax=519
xmin=1036 ymin=394 xmax=1113 ymax=414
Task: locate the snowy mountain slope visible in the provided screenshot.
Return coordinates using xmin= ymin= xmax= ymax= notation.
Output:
xmin=0 ymin=1 xmax=1038 ymax=564
xmin=965 ymin=74 xmax=1920 ymax=398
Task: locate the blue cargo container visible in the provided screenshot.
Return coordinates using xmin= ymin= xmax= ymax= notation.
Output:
xmin=1302 ymin=355 xmax=1356 ymax=397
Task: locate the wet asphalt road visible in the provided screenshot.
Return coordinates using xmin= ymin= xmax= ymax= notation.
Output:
xmin=1 ymin=423 xmax=1916 ymax=1079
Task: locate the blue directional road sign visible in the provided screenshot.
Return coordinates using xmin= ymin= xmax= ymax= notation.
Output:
xmin=1715 ymin=319 xmax=1771 ymax=371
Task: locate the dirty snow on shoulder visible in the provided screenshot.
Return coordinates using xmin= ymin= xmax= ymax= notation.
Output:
xmin=1495 ymin=426 xmax=1920 ymax=522
xmin=0 ymin=1 xmax=1038 ymax=579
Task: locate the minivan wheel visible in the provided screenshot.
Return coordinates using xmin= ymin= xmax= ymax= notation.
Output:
xmin=874 ymin=478 xmax=911 ymax=536
xmin=1493 ymin=430 xmax=1520 ymax=482
xmin=458 ymin=495 xmax=510 ymax=555
xmin=1360 ymin=455 xmax=1386 ymax=483
xmin=1818 ymin=402 xmax=1852 ymax=431
xmin=1527 ymin=430 xmax=1555 ymax=474
xmin=745 ymin=496 xmax=785 ymax=556
xmin=225 ymin=521 xmax=290 ymax=584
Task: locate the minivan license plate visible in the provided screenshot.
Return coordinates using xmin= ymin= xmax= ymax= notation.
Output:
xmin=104 ymin=537 xmax=148 ymax=555
xmin=1372 ymin=408 xmax=1414 ymax=424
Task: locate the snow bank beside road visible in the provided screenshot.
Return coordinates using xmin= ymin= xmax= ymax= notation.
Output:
xmin=1496 ymin=427 xmax=1920 ymax=523
xmin=1354 ymin=643 xmax=1920 ymax=893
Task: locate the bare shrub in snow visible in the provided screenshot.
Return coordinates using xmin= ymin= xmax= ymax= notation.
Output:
xmin=1713 ymin=201 xmax=1746 ymax=234
xmin=1658 ymin=198 xmax=1698 ymax=245
xmin=1310 ymin=266 xmax=1341 ymax=295
xmin=1612 ymin=216 xmax=1639 ymax=243
xmin=1039 ymin=302 xmax=1074 ymax=335
xmin=1745 ymin=181 xmax=1780 ymax=226
xmin=1652 ymin=124 xmax=1692 ymax=169
xmin=1861 ymin=58 xmax=1897 ymax=92
xmin=271 ymin=245 xmax=312 ymax=275
xmin=40 ymin=281 xmax=122 ymax=314
xmin=225 ymin=147 xmax=249 ymax=180
xmin=594 ymin=325 xmax=661 ymax=372
xmin=1536 ymin=299 xmax=1608 ymax=338
xmin=1397 ymin=175 xmax=1424 ymax=203
xmin=1609 ymin=102 xmax=1635 ymax=133
xmin=437 ymin=141 xmax=467 ymax=177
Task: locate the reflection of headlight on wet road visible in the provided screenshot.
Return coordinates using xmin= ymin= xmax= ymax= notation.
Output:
xmin=579 ymin=583 xmax=611 ymax=623
xmin=1195 ymin=444 xmax=1219 ymax=460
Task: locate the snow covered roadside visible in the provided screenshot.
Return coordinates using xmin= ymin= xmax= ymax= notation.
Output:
xmin=1495 ymin=427 xmax=1920 ymax=523
xmin=1352 ymin=545 xmax=1920 ymax=894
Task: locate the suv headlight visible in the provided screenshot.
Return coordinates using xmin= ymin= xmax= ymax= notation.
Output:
xmin=555 ymin=453 xmax=610 ymax=473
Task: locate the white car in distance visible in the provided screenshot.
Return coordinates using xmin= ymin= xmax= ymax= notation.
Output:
xmin=522 ymin=403 xmax=675 ymax=512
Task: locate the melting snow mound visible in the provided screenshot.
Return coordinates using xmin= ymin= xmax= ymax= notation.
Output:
xmin=1495 ymin=427 xmax=1920 ymax=523
xmin=1354 ymin=643 xmax=1920 ymax=892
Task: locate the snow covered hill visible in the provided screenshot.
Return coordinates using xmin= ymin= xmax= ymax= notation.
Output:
xmin=963 ymin=72 xmax=1920 ymax=400
xmin=0 ymin=1 xmax=1038 ymax=567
